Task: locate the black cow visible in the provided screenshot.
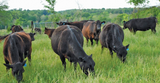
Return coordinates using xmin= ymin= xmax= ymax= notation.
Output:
xmin=34 ymin=28 xmax=42 ymax=34
xmin=56 ymin=20 xmax=93 ymax=31
xmin=44 ymin=25 xmax=95 ymax=75
xmin=3 ymin=32 xmax=33 ymax=83
xmin=123 ymin=17 xmax=157 ymax=34
xmin=99 ymin=23 xmax=129 ymax=62
xmin=82 ymin=20 xmax=105 ymax=46
xmin=1 ymin=32 xmax=35 ymax=65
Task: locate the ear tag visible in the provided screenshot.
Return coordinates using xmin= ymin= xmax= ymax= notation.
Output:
xmin=126 ymin=48 xmax=129 ymax=51
xmin=63 ymin=23 xmax=65 ymax=25
xmin=102 ymin=23 xmax=105 ymax=24
xmin=24 ymin=63 xmax=27 ymax=67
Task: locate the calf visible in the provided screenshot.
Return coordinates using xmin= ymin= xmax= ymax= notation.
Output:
xmin=34 ymin=28 xmax=42 ymax=34
xmin=99 ymin=23 xmax=129 ymax=62
xmin=44 ymin=25 xmax=95 ymax=75
xmin=123 ymin=17 xmax=157 ymax=34
xmin=82 ymin=20 xmax=105 ymax=46
xmin=10 ymin=25 xmax=23 ymax=33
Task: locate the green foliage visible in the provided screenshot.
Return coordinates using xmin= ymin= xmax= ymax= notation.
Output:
xmin=112 ymin=13 xmax=129 ymax=25
xmin=157 ymin=13 xmax=160 ymax=24
xmin=128 ymin=0 xmax=150 ymax=6
xmin=44 ymin=0 xmax=56 ymax=14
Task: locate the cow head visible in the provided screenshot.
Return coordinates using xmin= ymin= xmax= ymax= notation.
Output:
xmin=4 ymin=60 xmax=26 ymax=82
xmin=56 ymin=22 xmax=66 ymax=26
xmin=29 ymin=33 xmax=36 ymax=41
xmin=79 ymin=54 xmax=95 ymax=75
xmin=10 ymin=25 xmax=16 ymax=30
xmin=114 ymin=44 xmax=129 ymax=62
xmin=44 ymin=27 xmax=55 ymax=38
xmin=94 ymin=20 xmax=105 ymax=40
xmin=11 ymin=25 xmax=23 ymax=33
xmin=123 ymin=21 xmax=127 ymax=29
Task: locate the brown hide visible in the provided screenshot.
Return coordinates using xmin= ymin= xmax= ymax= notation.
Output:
xmin=82 ymin=20 xmax=104 ymax=45
xmin=44 ymin=27 xmax=55 ymax=39
xmin=3 ymin=32 xmax=32 ymax=65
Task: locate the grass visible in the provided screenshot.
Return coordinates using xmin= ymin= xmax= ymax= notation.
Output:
xmin=0 ymin=25 xmax=160 ymax=83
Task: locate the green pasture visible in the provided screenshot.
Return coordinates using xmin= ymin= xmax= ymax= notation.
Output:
xmin=0 ymin=25 xmax=160 ymax=83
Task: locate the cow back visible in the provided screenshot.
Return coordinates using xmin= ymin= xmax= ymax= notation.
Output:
xmin=51 ymin=25 xmax=83 ymax=56
xmin=100 ymin=23 xmax=124 ymax=48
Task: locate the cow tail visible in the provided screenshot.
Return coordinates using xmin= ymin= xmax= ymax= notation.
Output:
xmin=0 ymin=34 xmax=9 ymax=42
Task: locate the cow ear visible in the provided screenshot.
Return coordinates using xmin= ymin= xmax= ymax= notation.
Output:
xmin=33 ymin=33 xmax=36 ymax=35
xmin=125 ymin=44 xmax=129 ymax=51
xmin=45 ymin=27 xmax=47 ymax=30
xmin=63 ymin=22 xmax=66 ymax=25
xmin=113 ymin=46 xmax=117 ymax=51
xmin=89 ymin=54 xmax=92 ymax=58
xmin=101 ymin=21 xmax=105 ymax=24
xmin=123 ymin=21 xmax=126 ymax=24
xmin=56 ymin=23 xmax=59 ymax=25
xmin=4 ymin=64 xmax=13 ymax=68
xmin=22 ymin=60 xmax=27 ymax=66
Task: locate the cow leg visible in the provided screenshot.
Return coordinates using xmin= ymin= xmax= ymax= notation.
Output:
xmin=28 ymin=47 xmax=32 ymax=66
xmin=5 ymin=59 xmax=10 ymax=71
xmin=151 ymin=28 xmax=156 ymax=33
xmin=96 ymin=39 xmax=98 ymax=45
xmin=133 ymin=30 xmax=136 ymax=34
xmin=108 ymin=47 xmax=113 ymax=58
xmin=90 ymin=39 xmax=93 ymax=46
xmin=101 ymin=46 xmax=104 ymax=54
xmin=60 ymin=56 xmax=66 ymax=71
xmin=74 ymin=62 xmax=77 ymax=71
xmin=86 ymin=38 xmax=89 ymax=46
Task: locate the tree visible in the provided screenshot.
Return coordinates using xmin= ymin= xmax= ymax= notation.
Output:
xmin=0 ymin=0 xmax=12 ymax=29
xmin=127 ymin=0 xmax=149 ymax=6
xmin=44 ymin=0 xmax=56 ymax=14
xmin=44 ymin=0 xmax=60 ymax=28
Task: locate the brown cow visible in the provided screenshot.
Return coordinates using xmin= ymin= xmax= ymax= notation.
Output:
xmin=10 ymin=25 xmax=23 ymax=33
xmin=3 ymin=31 xmax=35 ymax=83
xmin=82 ymin=20 xmax=105 ymax=46
xmin=44 ymin=25 xmax=95 ymax=75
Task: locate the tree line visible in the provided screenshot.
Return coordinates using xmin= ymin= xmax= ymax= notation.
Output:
xmin=0 ymin=6 xmax=160 ymax=29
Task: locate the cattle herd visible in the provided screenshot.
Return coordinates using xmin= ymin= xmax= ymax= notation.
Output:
xmin=0 ymin=17 xmax=157 ymax=82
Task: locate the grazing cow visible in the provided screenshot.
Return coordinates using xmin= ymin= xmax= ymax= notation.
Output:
xmin=3 ymin=31 xmax=35 ymax=82
xmin=10 ymin=25 xmax=23 ymax=33
xmin=56 ymin=20 xmax=93 ymax=31
xmin=123 ymin=17 xmax=157 ymax=34
xmin=82 ymin=20 xmax=105 ymax=46
xmin=99 ymin=23 xmax=129 ymax=62
xmin=1 ymin=32 xmax=35 ymax=65
xmin=34 ymin=28 xmax=42 ymax=34
xmin=44 ymin=25 xmax=95 ymax=75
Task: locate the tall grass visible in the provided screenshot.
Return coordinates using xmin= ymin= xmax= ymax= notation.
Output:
xmin=0 ymin=25 xmax=160 ymax=83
